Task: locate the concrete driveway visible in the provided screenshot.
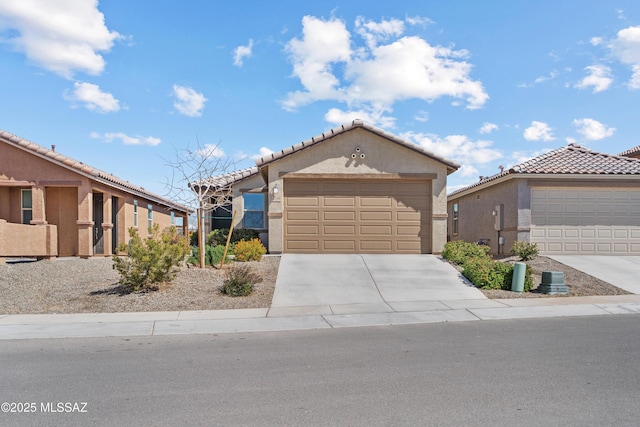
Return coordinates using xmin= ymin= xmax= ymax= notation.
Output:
xmin=271 ymin=254 xmax=487 ymax=315
xmin=549 ymin=255 xmax=640 ymax=294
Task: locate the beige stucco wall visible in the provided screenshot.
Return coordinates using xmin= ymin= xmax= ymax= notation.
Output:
xmin=0 ymin=219 xmax=57 ymax=260
xmin=447 ymin=178 xmax=525 ymax=255
xmin=264 ymin=128 xmax=450 ymax=254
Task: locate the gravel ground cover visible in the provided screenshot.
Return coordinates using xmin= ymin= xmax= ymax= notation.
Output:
xmin=0 ymin=254 xmax=629 ymax=315
xmin=0 ymin=256 xmax=278 ymax=314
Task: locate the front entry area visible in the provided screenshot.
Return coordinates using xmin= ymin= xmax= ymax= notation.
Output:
xmin=283 ymin=179 xmax=432 ymax=254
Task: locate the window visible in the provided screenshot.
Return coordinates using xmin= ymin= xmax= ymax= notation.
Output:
xmin=21 ymin=189 xmax=32 ymax=225
xmin=212 ymin=202 xmax=233 ymax=229
xmin=133 ymin=200 xmax=138 ymax=227
xmin=243 ymin=193 xmax=264 ymax=229
xmin=148 ymin=204 xmax=153 ymax=229
xmin=170 ymin=211 xmax=175 ymax=226
xmin=452 ymin=202 xmax=459 ymax=235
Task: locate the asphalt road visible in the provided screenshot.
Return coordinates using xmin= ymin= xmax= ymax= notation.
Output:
xmin=1 ymin=315 xmax=639 ymax=426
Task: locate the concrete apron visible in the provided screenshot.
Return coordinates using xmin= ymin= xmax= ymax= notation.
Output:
xmin=270 ymin=254 xmax=486 ymax=315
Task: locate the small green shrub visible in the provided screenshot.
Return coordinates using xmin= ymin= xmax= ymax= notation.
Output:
xmin=220 ymin=264 xmax=260 ymax=297
xmin=462 ymin=258 xmax=534 ymax=291
xmin=188 ymin=244 xmax=231 ymax=266
xmin=207 ymin=228 xmax=261 ymax=246
xmin=112 ymin=225 xmax=190 ymax=292
xmin=442 ymin=241 xmax=491 ymax=265
xmin=511 ymin=241 xmax=539 ymax=261
xmin=233 ymin=238 xmax=267 ymax=262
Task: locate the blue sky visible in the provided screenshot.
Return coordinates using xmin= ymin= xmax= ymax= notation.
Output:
xmin=1 ymin=1 xmax=640 ymax=201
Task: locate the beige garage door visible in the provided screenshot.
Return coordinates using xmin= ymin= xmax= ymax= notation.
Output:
xmin=530 ymin=187 xmax=640 ymax=254
xmin=283 ymin=179 xmax=431 ymax=253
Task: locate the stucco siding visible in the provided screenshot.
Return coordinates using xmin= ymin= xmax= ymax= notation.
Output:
xmin=448 ymin=179 xmax=521 ymax=255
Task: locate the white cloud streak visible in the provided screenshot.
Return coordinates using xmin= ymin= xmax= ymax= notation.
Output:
xmin=608 ymin=25 xmax=640 ymax=89
xmin=233 ymin=39 xmax=253 ymax=67
xmin=282 ymin=15 xmax=488 ymax=127
xmin=401 ymin=131 xmax=502 ymax=177
xmin=172 ymin=85 xmax=207 ymax=117
xmin=0 ymin=0 xmax=122 ymax=78
xmin=523 ymin=121 xmax=555 ymax=142
xmin=64 ymin=81 xmax=120 ymax=113
xmin=572 ymin=118 xmax=615 ymax=140
xmin=574 ymin=65 xmax=613 ymax=93
xmin=479 ymin=122 xmax=498 ymax=134
xmin=91 ymin=132 xmax=161 ymax=146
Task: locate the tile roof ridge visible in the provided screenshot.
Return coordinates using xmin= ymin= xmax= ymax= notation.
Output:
xmin=618 ymin=145 xmax=640 ymax=157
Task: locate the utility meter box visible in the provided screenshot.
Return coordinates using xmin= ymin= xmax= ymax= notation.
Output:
xmin=493 ymin=204 xmax=504 ymax=231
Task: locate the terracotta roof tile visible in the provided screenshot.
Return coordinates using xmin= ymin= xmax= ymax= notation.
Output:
xmin=194 ymin=166 xmax=259 ymax=189
xmin=449 ymin=144 xmax=640 ymax=197
xmin=618 ymin=145 xmax=640 ymax=157
xmin=0 ymin=129 xmax=189 ymax=212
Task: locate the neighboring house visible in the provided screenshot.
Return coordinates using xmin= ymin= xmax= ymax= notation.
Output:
xmin=0 ymin=130 xmax=189 ymax=261
xmin=199 ymin=120 xmax=459 ymax=254
xmin=447 ymin=144 xmax=640 ymax=255
xmin=619 ymin=146 xmax=640 ymax=159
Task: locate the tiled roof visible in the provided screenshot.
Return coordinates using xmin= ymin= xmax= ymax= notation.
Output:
xmin=193 ymin=166 xmax=259 ymax=189
xmin=618 ymin=145 xmax=640 ymax=157
xmin=449 ymin=144 xmax=640 ymax=197
xmin=256 ymin=119 xmax=460 ymax=172
xmin=0 ymin=129 xmax=190 ymax=212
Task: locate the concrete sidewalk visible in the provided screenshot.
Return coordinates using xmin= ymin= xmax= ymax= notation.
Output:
xmin=1 ymin=294 xmax=639 ymax=340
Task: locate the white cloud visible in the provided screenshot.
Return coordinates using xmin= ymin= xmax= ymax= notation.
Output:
xmin=608 ymin=25 xmax=640 ymax=89
xmin=91 ymin=132 xmax=161 ymax=146
xmin=282 ymin=15 xmax=488 ymax=127
xmin=510 ymin=149 xmax=551 ymax=166
xmin=324 ymin=107 xmax=396 ymax=129
xmin=574 ymin=65 xmax=613 ymax=93
xmin=523 ymin=121 xmax=555 ymax=141
xmin=196 ymin=144 xmax=224 ymax=158
xmin=251 ymin=147 xmax=274 ymax=161
xmin=0 ymin=0 xmax=122 ymax=78
xmin=401 ymin=131 xmax=502 ymax=175
xmin=572 ymin=118 xmax=616 ymax=140
xmin=64 ymin=81 xmax=120 ymax=113
xmin=590 ymin=37 xmax=603 ymax=46
xmin=172 ymin=85 xmax=207 ymax=117
xmin=233 ymin=39 xmax=253 ymax=67
xmin=479 ymin=122 xmax=498 ymax=134
xmin=414 ymin=110 xmax=429 ymax=122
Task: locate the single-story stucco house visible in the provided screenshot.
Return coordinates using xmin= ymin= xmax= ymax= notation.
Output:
xmin=200 ymin=120 xmax=460 ymax=254
xmin=0 ymin=130 xmax=189 ymax=261
xmin=447 ymin=143 xmax=640 ymax=255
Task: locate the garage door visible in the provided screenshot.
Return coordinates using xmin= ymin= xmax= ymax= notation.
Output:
xmin=530 ymin=187 xmax=640 ymax=254
xmin=284 ymin=179 xmax=431 ymax=253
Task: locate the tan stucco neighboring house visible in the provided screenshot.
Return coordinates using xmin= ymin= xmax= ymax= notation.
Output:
xmin=447 ymin=144 xmax=640 ymax=255
xmin=200 ymin=120 xmax=460 ymax=254
xmin=0 ymin=130 xmax=189 ymax=262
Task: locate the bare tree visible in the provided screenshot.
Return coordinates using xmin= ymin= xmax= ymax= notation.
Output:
xmin=163 ymin=140 xmax=236 ymax=268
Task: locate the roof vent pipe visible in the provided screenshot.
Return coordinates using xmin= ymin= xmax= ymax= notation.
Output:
xmin=51 ymin=145 xmax=56 ymax=152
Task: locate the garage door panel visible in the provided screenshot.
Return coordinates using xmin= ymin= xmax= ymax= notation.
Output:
xmin=324 ymin=197 xmax=355 ymax=207
xmin=360 ymin=211 xmax=392 ymax=221
xmin=324 ymin=211 xmax=356 ymax=221
xmin=284 ymin=179 xmax=431 ymax=253
xmin=287 ymin=211 xmax=319 ymax=221
xmin=530 ymin=187 xmax=640 ymax=254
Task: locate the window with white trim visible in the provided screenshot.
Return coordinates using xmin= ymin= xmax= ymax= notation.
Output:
xmin=21 ymin=189 xmax=32 ymax=225
xmin=133 ymin=200 xmax=138 ymax=227
xmin=148 ymin=204 xmax=153 ymax=229
xmin=170 ymin=211 xmax=175 ymax=225
xmin=243 ymin=193 xmax=264 ymax=229
xmin=452 ymin=202 xmax=459 ymax=235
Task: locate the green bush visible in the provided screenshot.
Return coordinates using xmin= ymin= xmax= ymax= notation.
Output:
xmin=442 ymin=241 xmax=491 ymax=265
xmin=220 ymin=264 xmax=260 ymax=297
xmin=462 ymin=258 xmax=534 ymax=291
xmin=233 ymin=238 xmax=267 ymax=262
xmin=188 ymin=244 xmax=232 ymax=266
xmin=511 ymin=241 xmax=539 ymax=261
xmin=112 ymin=225 xmax=190 ymax=292
xmin=207 ymin=228 xmax=260 ymax=246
